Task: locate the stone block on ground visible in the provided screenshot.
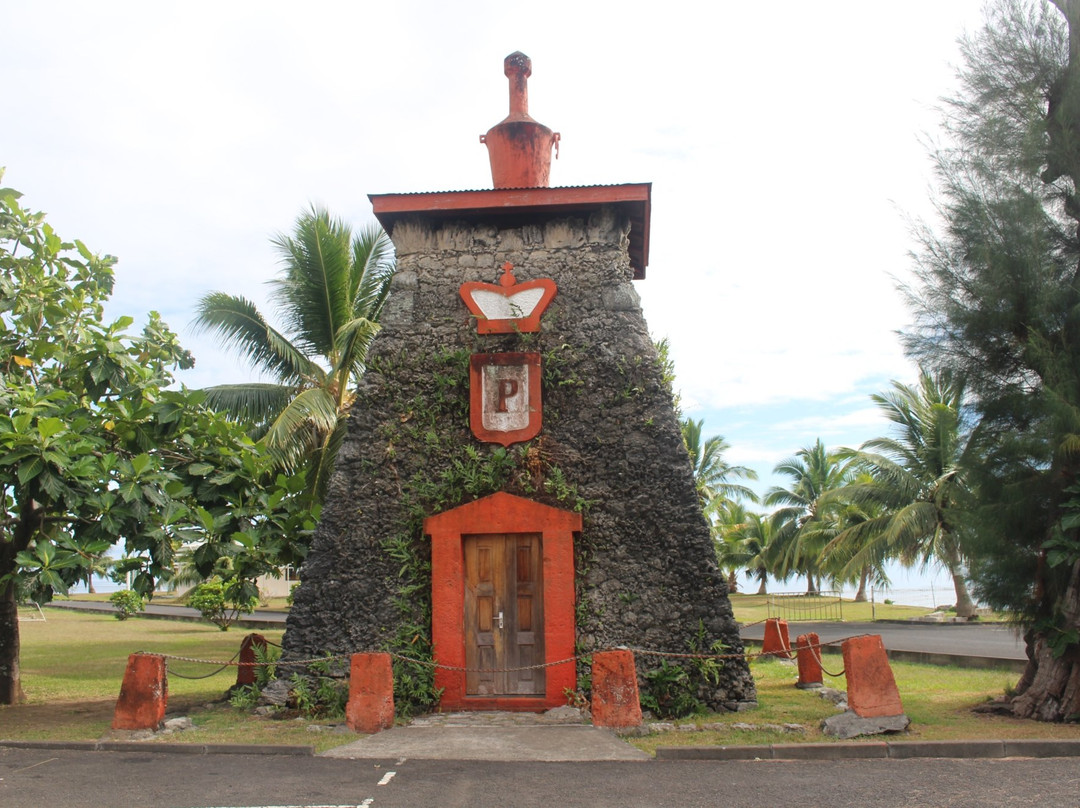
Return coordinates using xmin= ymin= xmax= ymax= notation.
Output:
xmin=842 ymin=634 xmax=904 ymax=718
xmin=111 ymin=653 xmax=167 ymax=731
xmin=795 ymin=632 xmax=823 ymax=689
xmin=591 ymin=650 xmax=643 ymax=729
xmin=345 ymin=652 xmax=395 ymax=734
xmin=762 ymin=618 xmax=792 ymax=658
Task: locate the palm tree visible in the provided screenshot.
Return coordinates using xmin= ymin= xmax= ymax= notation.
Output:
xmin=827 ymin=371 xmax=978 ymax=617
xmin=764 ymin=439 xmax=856 ymax=594
xmin=680 ymin=418 xmax=759 ymax=510
xmin=713 ymin=501 xmax=777 ymax=595
xmin=806 ymin=471 xmax=893 ymax=602
xmin=193 ymin=207 xmax=394 ymax=502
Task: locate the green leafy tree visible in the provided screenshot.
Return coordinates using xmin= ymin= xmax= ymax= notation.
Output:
xmin=0 ymin=176 xmax=316 ymax=704
xmin=680 ymin=418 xmax=759 ymax=510
xmin=826 ymin=372 xmax=978 ymax=615
xmin=713 ymin=501 xmax=776 ymax=594
xmin=193 ymin=207 xmax=394 ymax=502
xmin=903 ymin=0 xmax=1080 ymax=719
xmin=764 ymin=439 xmax=855 ymax=594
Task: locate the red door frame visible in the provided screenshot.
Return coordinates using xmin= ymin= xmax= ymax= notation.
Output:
xmin=424 ymin=491 xmax=581 ymax=711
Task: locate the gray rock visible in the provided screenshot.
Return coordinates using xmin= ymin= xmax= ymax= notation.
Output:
xmin=160 ymin=717 xmax=193 ymax=733
xmin=648 ymin=722 xmax=677 ymax=733
xmin=821 ymin=710 xmax=911 ymax=740
xmin=259 ymin=678 xmax=291 ymax=707
xmin=542 ymin=706 xmax=586 ymax=724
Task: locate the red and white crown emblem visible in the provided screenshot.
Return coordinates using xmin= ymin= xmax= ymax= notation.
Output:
xmin=459 ymin=262 xmax=557 ymax=334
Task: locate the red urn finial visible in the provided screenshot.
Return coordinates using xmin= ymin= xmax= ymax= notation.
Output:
xmin=480 ymin=51 xmax=560 ymax=189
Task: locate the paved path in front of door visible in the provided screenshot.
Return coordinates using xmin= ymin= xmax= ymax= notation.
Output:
xmin=322 ymin=708 xmax=650 ymax=761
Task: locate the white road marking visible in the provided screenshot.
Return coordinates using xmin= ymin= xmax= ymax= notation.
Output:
xmin=377 ymin=771 xmax=397 ymax=786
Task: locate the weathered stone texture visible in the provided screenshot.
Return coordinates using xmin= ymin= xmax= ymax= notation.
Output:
xmin=284 ymin=207 xmax=756 ymax=710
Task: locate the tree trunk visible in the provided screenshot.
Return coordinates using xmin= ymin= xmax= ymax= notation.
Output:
xmin=805 ymin=573 xmax=818 ymax=596
xmin=0 ymin=563 xmax=24 ymax=705
xmin=1 ymin=496 xmax=40 ymax=705
xmin=727 ymin=570 xmax=739 ymax=593
xmin=1010 ymin=559 xmax=1080 ymax=721
xmin=854 ymin=566 xmax=869 ymax=603
xmin=756 ymin=573 xmax=767 ymax=596
xmin=87 ymin=571 xmax=96 ymax=595
xmin=951 ymin=570 xmax=977 ymax=619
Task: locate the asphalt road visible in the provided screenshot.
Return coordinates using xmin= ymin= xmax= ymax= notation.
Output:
xmin=3 ymin=748 xmax=1079 ymax=808
xmin=740 ymin=620 xmax=1027 ymax=663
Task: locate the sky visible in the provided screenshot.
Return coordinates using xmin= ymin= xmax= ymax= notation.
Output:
xmin=3 ymin=0 xmax=998 ymax=601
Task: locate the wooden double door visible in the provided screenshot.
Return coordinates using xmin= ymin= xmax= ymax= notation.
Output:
xmin=463 ymin=533 xmax=545 ymax=696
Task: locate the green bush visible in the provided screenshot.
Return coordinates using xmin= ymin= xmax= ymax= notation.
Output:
xmin=186 ymin=578 xmax=257 ymax=630
xmin=108 ymin=589 xmax=145 ymax=620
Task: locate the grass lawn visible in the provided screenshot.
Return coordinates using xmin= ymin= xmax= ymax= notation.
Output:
xmin=4 ymin=609 xmax=347 ymax=753
xmin=4 ymin=599 xmax=1072 ymax=753
xmin=628 ymin=655 xmax=1078 ymax=754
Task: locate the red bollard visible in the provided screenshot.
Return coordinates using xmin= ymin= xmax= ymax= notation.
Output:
xmin=761 ymin=618 xmax=792 ymax=658
xmin=236 ymin=633 xmax=268 ymax=688
xmin=842 ymin=634 xmax=904 ymax=717
xmin=591 ymin=650 xmax=643 ymax=729
xmin=795 ymin=632 xmax=823 ymax=689
xmin=112 ymin=653 xmax=168 ymax=730
xmin=345 ymin=653 xmax=395 ymax=734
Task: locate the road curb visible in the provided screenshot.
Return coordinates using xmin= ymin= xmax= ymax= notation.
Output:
xmin=0 ymin=740 xmax=314 ymax=756
xmin=655 ymin=738 xmax=1080 ymax=761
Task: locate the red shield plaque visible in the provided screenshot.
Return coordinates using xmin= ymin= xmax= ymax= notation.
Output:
xmin=470 ymin=352 xmax=542 ymax=446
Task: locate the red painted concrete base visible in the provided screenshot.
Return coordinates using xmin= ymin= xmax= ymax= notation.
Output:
xmin=236 ymin=633 xmax=267 ymax=688
xmin=795 ymin=632 xmax=823 ymax=688
xmin=346 ymin=653 xmax=395 ymax=734
xmin=843 ymin=635 xmax=904 ymax=718
xmin=762 ymin=618 xmax=792 ymax=658
xmin=591 ymin=650 xmax=643 ymax=729
xmin=112 ymin=653 xmax=167 ymax=730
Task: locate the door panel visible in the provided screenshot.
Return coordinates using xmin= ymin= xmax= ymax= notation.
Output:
xmin=464 ymin=533 xmax=544 ymax=696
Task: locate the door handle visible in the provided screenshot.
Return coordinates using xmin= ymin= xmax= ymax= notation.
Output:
xmin=497 ymin=611 xmax=504 ymax=629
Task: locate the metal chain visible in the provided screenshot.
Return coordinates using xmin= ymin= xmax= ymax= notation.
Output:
xmin=140 ymin=633 xmax=869 ymax=677
xmin=806 ymin=641 xmax=847 ymax=678
xmin=164 ymin=650 xmax=241 ymax=680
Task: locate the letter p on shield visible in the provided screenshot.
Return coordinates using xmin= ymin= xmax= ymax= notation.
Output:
xmin=469 ymin=353 xmax=542 ymax=446
xmin=496 ymin=379 xmax=519 ymax=412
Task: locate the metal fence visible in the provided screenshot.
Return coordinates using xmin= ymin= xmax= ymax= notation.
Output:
xmin=766 ymin=590 xmax=843 ymax=622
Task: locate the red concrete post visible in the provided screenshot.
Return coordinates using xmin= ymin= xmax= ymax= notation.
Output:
xmin=761 ymin=618 xmax=792 ymax=658
xmin=795 ymin=632 xmax=823 ymax=689
xmin=112 ymin=653 xmax=167 ymax=730
xmin=842 ymin=634 xmax=904 ymax=717
xmin=591 ymin=650 xmax=643 ymax=729
xmin=236 ymin=633 xmax=267 ymax=688
xmin=346 ymin=653 xmax=395 ymax=734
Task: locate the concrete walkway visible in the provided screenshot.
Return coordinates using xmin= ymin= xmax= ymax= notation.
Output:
xmin=319 ymin=717 xmax=643 ymax=760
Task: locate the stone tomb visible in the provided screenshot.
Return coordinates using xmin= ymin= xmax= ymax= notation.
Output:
xmin=282 ymin=53 xmax=755 ymax=713
xmin=282 ymin=201 xmax=756 ymax=712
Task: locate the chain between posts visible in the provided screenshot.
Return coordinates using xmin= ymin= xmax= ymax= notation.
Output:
xmin=141 ymin=634 xmax=869 ymax=677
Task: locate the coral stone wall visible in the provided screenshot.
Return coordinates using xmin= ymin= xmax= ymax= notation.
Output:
xmin=283 ymin=206 xmax=757 ymax=711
